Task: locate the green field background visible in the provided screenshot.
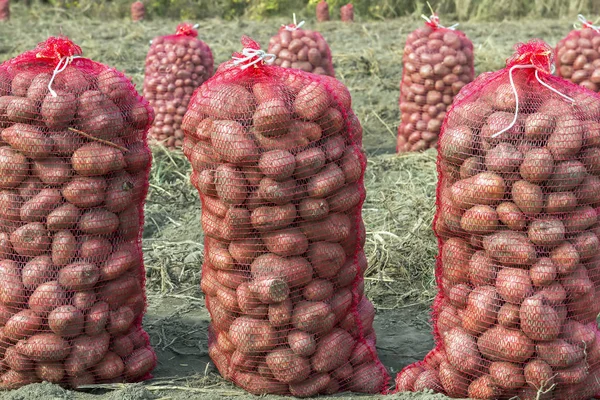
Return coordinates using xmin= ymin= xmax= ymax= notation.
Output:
xmin=12 ymin=0 xmax=600 ymax=21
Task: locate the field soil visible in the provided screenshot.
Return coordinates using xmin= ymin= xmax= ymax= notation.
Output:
xmin=0 ymin=5 xmax=578 ymax=399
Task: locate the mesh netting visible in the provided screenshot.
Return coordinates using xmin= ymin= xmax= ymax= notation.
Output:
xmin=182 ymin=36 xmax=387 ymax=396
xmin=340 ymin=4 xmax=354 ymax=23
xmin=131 ymin=1 xmax=145 ymax=22
xmin=395 ymin=39 xmax=600 ymax=399
xmin=0 ymin=0 xmax=9 ymax=22
xmin=396 ymin=15 xmax=474 ymax=153
xmin=143 ymin=23 xmax=214 ymax=149
xmin=0 ymin=36 xmax=156 ymax=389
xmin=316 ymin=1 xmax=330 ymax=23
xmin=556 ymin=18 xmax=600 ymax=93
xmin=267 ymin=23 xmax=335 ymax=77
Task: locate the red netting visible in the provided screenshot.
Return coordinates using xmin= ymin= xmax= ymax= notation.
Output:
xmin=396 ymin=16 xmax=474 ymax=153
xmin=131 ymin=1 xmax=145 ymax=22
xmin=340 ymin=4 xmax=354 ymax=23
xmin=556 ymin=18 xmax=600 ymax=93
xmin=0 ymin=0 xmax=9 ymax=22
xmin=316 ymin=1 xmax=330 ymax=22
xmin=143 ymin=23 xmax=214 ymax=149
xmin=0 ymin=36 xmax=156 ymax=388
xmin=267 ymin=23 xmax=335 ymax=77
xmin=182 ymin=36 xmax=387 ymax=396
xmin=395 ymin=39 xmax=600 ymax=399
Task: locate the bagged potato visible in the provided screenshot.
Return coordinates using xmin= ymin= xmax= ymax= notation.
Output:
xmin=143 ymin=23 xmax=214 ymax=149
xmin=316 ymin=0 xmax=330 ymax=22
xmin=268 ymin=17 xmax=334 ymax=77
xmin=0 ymin=36 xmax=156 ymax=388
xmin=556 ymin=15 xmax=600 ymax=92
xmin=131 ymin=1 xmax=145 ymax=22
xmin=395 ymin=40 xmax=600 ymax=399
xmin=396 ymin=13 xmax=474 ymax=153
xmin=0 ymin=0 xmax=8 ymax=21
xmin=340 ymin=4 xmax=354 ymax=23
xmin=183 ymin=36 xmax=386 ymax=396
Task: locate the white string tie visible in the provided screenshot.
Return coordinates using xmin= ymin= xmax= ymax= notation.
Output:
xmin=574 ymin=14 xmax=600 ymax=33
xmin=421 ymin=14 xmax=458 ymax=30
xmin=492 ymin=65 xmax=575 ymax=138
xmin=232 ymin=48 xmax=276 ymax=70
xmin=283 ymin=13 xmax=305 ymax=31
xmin=48 ymin=55 xmax=82 ymax=97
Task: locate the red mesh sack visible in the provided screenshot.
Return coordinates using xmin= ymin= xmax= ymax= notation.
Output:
xmin=316 ymin=1 xmax=330 ymax=22
xmin=143 ymin=23 xmax=214 ymax=149
xmin=182 ymin=36 xmax=387 ymax=396
xmin=131 ymin=1 xmax=145 ymax=22
xmin=395 ymin=39 xmax=600 ymax=399
xmin=0 ymin=36 xmax=156 ymax=388
xmin=556 ymin=15 xmax=600 ymax=93
xmin=340 ymin=4 xmax=354 ymax=23
xmin=267 ymin=18 xmax=335 ymax=77
xmin=396 ymin=14 xmax=474 ymax=153
xmin=0 ymin=0 xmax=9 ymax=22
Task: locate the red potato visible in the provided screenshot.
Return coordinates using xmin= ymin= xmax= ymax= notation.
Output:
xmin=536 ymin=339 xmax=585 ymax=368
xmin=0 ymin=259 xmax=25 ymax=306
xmin=228 ymin=317 xmax=277 ymax=354
xmin=71 ymin=143 xmax=125 ymax=177
xmin=65 ymin=332 xmax=111 ymax=376
xmin=48 ymin=305 xmax=84 ymax=338
xmin=495 ymin=267 xmax=532 ymax=304
xmin=520 ymin=294 xmax=562 ymax=341
xmin=15 ymin=333 xmax=70 ymax=362
xmin=10 ymin=222 xmax=50 ymax=257
xmin=292 ymin=301 xmax=335 ymax=334
xmin=266 ymin=347 xmax=311 ymax=383
xmin=442 ymin=327 xmax=480 ymax=374
xmin=4 ymin=310 xmax=42 ymax=341
xmin=288 ymin=330 xmax=316 ymax=357
xmin=28 ymin=281 xmax=67 ymax=315
xmin=477 ymin=326 xmax=534 ymax=363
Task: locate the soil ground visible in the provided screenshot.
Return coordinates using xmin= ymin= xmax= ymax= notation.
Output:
xmin=0 ymin=5 xmax=579 ymax=399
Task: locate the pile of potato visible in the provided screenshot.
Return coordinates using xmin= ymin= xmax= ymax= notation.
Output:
xmin=556 ymin=25 xmax=600 ymax=93
xmin=131 ymin=1 xmax=145 ymax=22
xmin=0 ymin=0 xmax=9 ymax=22
xmin=268 ymin=26 xmax=335 ymax=77
xmin=143 ymin=24 xmax=214 ymax=149
xmin=316 ymin=1 xmax=329 ymax=22
xmin=396 ymin=42 xmax=600 ymax=399
xmin=340 ymin=4 xmax=354 ymax=22
xmin=182 ymin=40 xmax=387 ymax=396
xmin=0 ymin=37 xmax=156 ymax=388
xmin=397 ymin=23 xmax=474 ymax=153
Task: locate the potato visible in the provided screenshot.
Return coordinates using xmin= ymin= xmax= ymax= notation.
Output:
xmin=561 ymin=320 xmax=596 ymax=348
xmin=547 ymin=119 xmax=583 ymax=160
xmin=478 ymin=326 xmax=534 ymax=363
xmin=483 ymin=231 xmax=536 ymax=266
xmin=292 ymin=301 xmax=335 ymax=334
xmin=328 ymin=183 xmax=362 ymax=213
xmin=0 ymin=190 xmax=22 ymax=231
xmin=71 ymin=143 xmax=126 ymax=176
xmin=461 ymin=285 xmax=499 ymax=335
xmin=450 ymin=172 xmax=505 ymax=209
xmin=548 ymin=160 xmax=586 ymax=192
xmin=489 ymin=361 xmax=525 ymax=390
xmin=79 ymin=236 xmax=113 ymax=263
xmin=251 ymin=253 xmax=313 ymax=287
xmin=250 ymin=278 xmax=289 ymax=303
xmin=5 ymin=98 xmax=39 ymax=124
xmin=258 ymin=150 xmax=295 ymax=180
xmin=100 ymin=245 xmax=139 ymax=282
xmin=438 ymin=360 xmax=468 ymax=397
xmin=497 ymin=302 xmax=520 ymax=328
xmin=228 ymin=317 xmax=277 ymax=353
xmin=108 ymin=306 xmax=135 ymax=335
xmin=213 ymin=165 xmax=248 ymax=205
xmin=496 ymin=267 xmax=532 ymax=304
xmin=441 ymin=238 xmax=471 ymax=284
xmin=35 ymin=362 xmax=65 ymax=383
xmin=307 ymin=241 xmax=345 ymax=279
xmin=439 ymin=126 xmax=473 ymax=164
xmin=564 ymin=206 xmax=597 ymax=233
xmin=550 ymin=241 xmax=580 ymax=274
xmin=536 ymin=339 xmax=585 ymax=368
xmin=528 ymin=218 xmax=565 ymax=247
xmin=41 ymin=90 xmax=77 ymax=130
xmin=460 ymin=205 xmax=498 ymax=234
xmin=295 ymin=148 xmax=326 ymax=179
xmin=5 ymin=346 xmax=34 ymax=371
xmin=48 ymin=305 xmax=84 ymax=338
xmin=442 ymin=327 xmax=480 ymax=374
xmin=78 ymin=209 xmax=120 ymax=235
xmin=265 ymin=347 xmax=311 ymax=383
xmin=524 ymin=359 xmax=554 ymax=392
xmin=4 ymin=310 xmax=42 ymax=341
xmin=300 ymin=213 xmax=351 ymax=242
xmin=262 ymin=228 xmax=308 ymax=257
xmin=576 ymin=174 xmax=600 ymax=205
xmin=62 ymin=176 xmax=107 ymax=208
xmin=311 ymin=328 xmax=354 ymax=373
xmin=250 ymin=203 xmax=296 ymax=232
xmin=17 ymin=177 xmax=42 ymax=201
xmin=288 ymin=330 xmax=316 ymax=357
xmin=524 ymin=112 xmax=555 ymax=139
xmin=94 ymin=351 xmax=125 ymax=381
xmin=545 ymin=191 xmax=577 ymax=214
xmin=0 ymin=147 xmax=29 ymax=190
xmin=307 ymin=163 xmax=345 ymax=198
xmin=485 ymin=143 xmax=523 ymax=173
xmin=468 ymin=375 xmax=500 ymax=399
xmin=495 ymin=202 xmax=526 ymax=231
xmin=530 ymin=258 xmax=557 ymax=287
xmin=15 ymin=333 xmax=70 ymax=362
xmin=303 ymin=279 xmax=334 ymax=302
xmin=253 ymin=100 xmax=291 ymax=138
xmin=520 ymin=294 xmax=562 ymax=341
xmin=294 ymin=81 xmax=330 ymax=120
xmin=10 ymin=222 xmax=50 ymax=257
xmin=28 ymin=280 xmax=67 ymax=316
xmin=51 ymin=230 xmax=76 ymax=266
xmin=65 ymin=332 xmax=111 ymax=376
xmin=20 ymin=188 xmax=62 ymax=223
xmin=105 ymin=172 xmax=138 ymax=213
xmin=85 ymin=301 xmax=109 ymax=336
xmin=72 ymin=290 xmax=97 ymax=311
xmin=211 ymin=120 xmax=258 ymax=164
xmin=512 ymin=180 xmax=543 ymax=214
xmin=520 ymin=147 xmax=554 ymax=183
xmin=58 ymin=262 xmax=100 ymax=291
